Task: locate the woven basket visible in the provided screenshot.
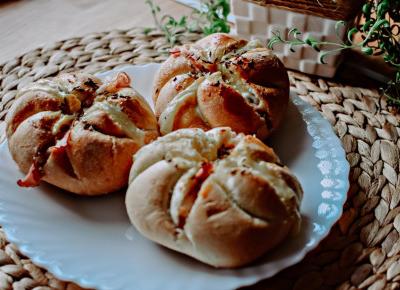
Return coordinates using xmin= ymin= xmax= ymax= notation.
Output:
xmin=245 ymin=0 xmax=364 ymax=20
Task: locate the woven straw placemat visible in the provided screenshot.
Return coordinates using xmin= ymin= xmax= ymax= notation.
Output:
xmin=0 ymin=27 xmax=399 ymax=290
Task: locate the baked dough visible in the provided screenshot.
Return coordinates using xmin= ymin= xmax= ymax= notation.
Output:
xmin=126 ymin=127 xmax=303 ymax=268
xmin=6 ymin=72 xmax=158 ymax=195
xmin=153 ymin=33 xmax=289 ymax=140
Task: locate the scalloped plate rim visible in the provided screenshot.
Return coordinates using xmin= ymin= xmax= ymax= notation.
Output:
xmin=0 ymin=63 xmax=350 ymax=290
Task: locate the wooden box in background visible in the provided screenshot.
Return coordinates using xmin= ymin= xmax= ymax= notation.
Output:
xmin=245 ymin=0 xmax=363 ymax=20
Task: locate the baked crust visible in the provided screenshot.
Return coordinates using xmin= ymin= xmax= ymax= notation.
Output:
xmin=6 ymin=72 xmax=159 ymax=195
xmin=153 ymin=33 xmax=289 ymax=140
xmin=126 ymin=127 xmax=303 ymax=268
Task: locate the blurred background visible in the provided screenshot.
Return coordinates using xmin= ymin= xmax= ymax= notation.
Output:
xmin=0 ymin=0 xmax=190 ymax=64
xmin=0 ymin=0 xmax=397 ymax=88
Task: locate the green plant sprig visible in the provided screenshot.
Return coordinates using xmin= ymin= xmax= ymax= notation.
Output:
xmin=268 ymin=0 xmax=400 ymax=108
xmin=145 ymin=0 xmax=190 ymax=45
xmin=195 ymin=0 xmax=230 ymax=35
xmin=145 ymin=0 xmax=230 ymax=46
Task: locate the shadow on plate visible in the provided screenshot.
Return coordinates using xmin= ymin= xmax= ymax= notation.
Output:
xmin=151 ymin=215 xmax=312 ymax=276
xmin=38 ymin=182 xmax=129 ymax=224
xmin=267 ymin=99 xmax=308 ymax=167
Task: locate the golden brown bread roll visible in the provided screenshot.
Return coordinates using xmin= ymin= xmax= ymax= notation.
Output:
xmin=153 ymin=33 xmax=290 ymax=140
xmin=126 ymin=127 xmax=303 ymax=268
xmin=6 ymin=72 xmax=159 ymax=195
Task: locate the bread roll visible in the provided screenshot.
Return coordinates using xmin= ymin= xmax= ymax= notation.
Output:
xmin=153 ymin=33 xmax=290 ymax=140
xmin=6 ymin=72 xmax=159 ymax=195
xmin=126 ymin=127 xmax=303 ymax=268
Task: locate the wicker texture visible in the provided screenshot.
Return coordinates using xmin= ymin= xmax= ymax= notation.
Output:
xmin=244 ymin=0 xmax=364 ymax=20
xmin=0 ymin=28 xmax=399 ymax=290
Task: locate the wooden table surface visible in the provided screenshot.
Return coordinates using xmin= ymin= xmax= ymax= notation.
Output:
xmin=0 ymin=0 xmax=190 ymax=64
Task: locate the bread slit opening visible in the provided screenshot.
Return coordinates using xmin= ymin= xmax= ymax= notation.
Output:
xmin=17 ymin=141 xmax=53 ymax=187
xmin=159 ymin=78 xmax=207 ymax=134
xmin=48 ymin=131 xmax=78 ymax=179
xmin=82 ymin=101 xmax=145 ymax=141
xmin=212 ymin=174 xmax=272 ymax=224
xmin=214 ymin=66 xmax=273 ymax=130
xmin=17 ymin=113 xmax=79 ymax=187
xmin=17 ymin=136 xmax=56 ymax=187
xmin=220 ymin=39 xmax=263 ymax=62
xmin=177 ymin=162 xmax=213 ymax=228
xmin=217 ymin=143 xmax=235 ymax=159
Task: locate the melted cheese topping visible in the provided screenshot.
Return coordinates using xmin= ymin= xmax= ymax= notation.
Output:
xmin=84 ymin=101 xmax=145 ymax=142
xmin=216 ymin=155 xmax=299 ymax=205
xmin=52 ymin=114 xmax=75 ymax=136
xmin=117 ymin=88 xmax=154 ymax=116
xmin=131 ymin=127 xmax=302 ymax=227
xmin=159 ymin=78 xmax=204 ymax=135
xmin=217 ymin=63 xmax=262 ymax=108
xmin=131 ymin=128 xmax=221 ymax=183
xmin=202 ymin=70 xmax=259 ymax=106
xmin=220 ymin=39 xmax=263 ymax=62
xmin=17 ymin=79 xmax=68 ymax=99
xmin=169 ymin=166 xmax=200 ymax=225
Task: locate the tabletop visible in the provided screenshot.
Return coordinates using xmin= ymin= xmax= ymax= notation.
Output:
xmin=0 ymin=0 xmax=190 ymax=64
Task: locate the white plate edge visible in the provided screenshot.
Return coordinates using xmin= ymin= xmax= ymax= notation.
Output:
xmin=0 ymin=64 xmax=351 ymax=289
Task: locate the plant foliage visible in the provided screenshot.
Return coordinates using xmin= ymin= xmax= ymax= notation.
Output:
xmin=145 ymin=0 xmax=230 ymax=46
xmin=268 ymin=0 xmax=400 ymax=107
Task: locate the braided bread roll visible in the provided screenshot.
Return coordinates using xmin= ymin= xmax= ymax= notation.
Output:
xmin=126 ymin=127 xmax=303 ymax=268
xmin=153 ymin=33 xmax=289 ymax=140
xmin=6 ymin=72 xmax=158 ymax=195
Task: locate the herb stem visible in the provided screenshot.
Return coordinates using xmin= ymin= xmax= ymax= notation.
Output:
xmin=268 ymin=0 xmax=400 ymax=108
xmin=145 ymin=0 xmax=230 ymax=46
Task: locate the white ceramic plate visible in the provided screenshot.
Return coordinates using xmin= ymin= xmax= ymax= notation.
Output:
xmin=0 ymin=64 xmax=349 ymax=290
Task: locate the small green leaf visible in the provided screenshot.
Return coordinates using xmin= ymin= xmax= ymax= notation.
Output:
xmin=311 ymin=43 xmax=320 ymax=52
xmin=268 ymin=39 xmax=281 ymax=49
xmin=361 ymin=47 xmax=374 ymax=55
xmin=384 ymin=54 xmax=394 ymax=62
xmin=319 ymin=52 xmax=328 ymax=64
xmin=288 ymin=27 xmax=300 ymax=36
xmin=145 ymin=0 xmax=231 ymax=45
xmin=178 ymin=16 xmax=187 ymax=26
xmin=362 ymin=3 xmax=371 ymax=15
xmin=347 ymin=27 xmax=358 ymax=43
xmin=362 ymin=20 xmax=372 ymax=32
xmin=143 ymin=27 xmax=153 ymax=35
xmin=305 ymin=37 xmax=314 ymax=46
xmin=377 ymin=1 xmax=389 ymax=18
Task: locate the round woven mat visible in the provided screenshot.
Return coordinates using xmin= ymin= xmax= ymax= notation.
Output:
xmin=0 ymin=27 xmax=399 ymax=290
